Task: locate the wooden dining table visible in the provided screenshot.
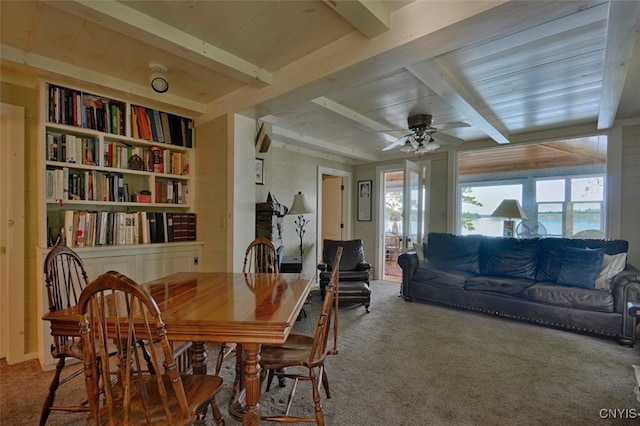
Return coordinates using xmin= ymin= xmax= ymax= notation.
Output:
xmin=42 ymin=271 xmax=315 ymax=426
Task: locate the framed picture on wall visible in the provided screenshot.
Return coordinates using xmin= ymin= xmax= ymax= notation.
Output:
xmin=255 ymin=158 xmax=264 ymax=185
xmin=357 ymin=180 xmax=372 ymax=221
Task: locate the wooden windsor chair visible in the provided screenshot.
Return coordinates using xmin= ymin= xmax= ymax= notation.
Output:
xmin=258 ymin=247 xmax=342 ymax=425
xmin=78 ymin=271 xmax=225 ymax=425
xmin=214 ymin=237 xmax=281 ymax=375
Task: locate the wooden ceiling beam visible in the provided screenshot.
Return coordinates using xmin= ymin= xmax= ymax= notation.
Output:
xmin=407 ymin=61 xmax=511 ymax=144
xmin=272 ymin=125 xmax=379 ymax=162
xmin=597 ymin=0 xmax=640 ymax=129
xmin=322 ymin=0 xmax=392 ymax=39
xmin=50 ymin=0 xmax=272 ymax=87
xmin=311 ymin=97 xmax=404 ymax=143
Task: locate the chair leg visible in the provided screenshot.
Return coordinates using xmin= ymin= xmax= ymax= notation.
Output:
xmin=364 ymin=302 xmax=370 ymax=313
xmin=210 ymin=400 xmax=225 ymax=426
xmin=309 ymin=368 xmax=325 ymax=426
xmin=39 ymin=355 xmax=66 ymax=425
xmin=215 ymin=344 xmax=226 ymax=376
xmin=320 ymin=366 xmax=331 ymax=399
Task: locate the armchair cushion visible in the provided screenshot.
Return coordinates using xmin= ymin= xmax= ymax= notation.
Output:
xmin=322 ymin=239 xmax=368 ymax=271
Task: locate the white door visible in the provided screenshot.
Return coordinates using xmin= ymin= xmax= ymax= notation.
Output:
xmin=402 ymin=160 xmax=423 ymax=251
xmin=379 ymin=160 xmax=424 ymax=280
xmin=0 ymin=103 xmax=26 ymax=363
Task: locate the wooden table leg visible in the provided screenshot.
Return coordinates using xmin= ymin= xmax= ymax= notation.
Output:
xmin=242 ymin=343 xmax=261 ymax=426
xmin=229 ymin=343 xmax=262 ymax=425
xmin=189 ymin=341 xmax=208 ymax=375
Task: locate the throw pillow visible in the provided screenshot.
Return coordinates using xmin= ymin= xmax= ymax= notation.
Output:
xmin=413 ymin=243 xmax=424 ymax=263
xmin=594 ymin=252 xmax=627 ymax=292
xmin=557 ymin=247 xmax=605 ymax=289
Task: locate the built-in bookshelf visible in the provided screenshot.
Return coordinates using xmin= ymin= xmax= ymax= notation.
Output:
xmin=41 ymin=82 xmax=196 ymax=249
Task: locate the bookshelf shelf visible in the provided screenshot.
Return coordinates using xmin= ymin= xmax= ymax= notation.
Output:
xmin=39 ymin=81 xmax=197 ymax=249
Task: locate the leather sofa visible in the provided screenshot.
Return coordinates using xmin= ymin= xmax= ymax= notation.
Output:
xmin=318 ymin=239 xmax=371 ymax=313
xmin=398 ymin=233 xmax=640 ymax=345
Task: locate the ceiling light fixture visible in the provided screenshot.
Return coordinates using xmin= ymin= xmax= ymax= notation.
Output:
xmin=149 ymin=64 xmax=169 ymax=93
xmin=403 ymin=131 xmax=440 ymax=155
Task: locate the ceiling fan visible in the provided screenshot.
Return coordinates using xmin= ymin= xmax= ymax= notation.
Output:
xmin=382 ymin=114 xmax=469 ymax=154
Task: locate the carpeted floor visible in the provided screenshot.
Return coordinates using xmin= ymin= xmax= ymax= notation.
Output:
xmin=2 ymin=280 xmax=640 ymax=425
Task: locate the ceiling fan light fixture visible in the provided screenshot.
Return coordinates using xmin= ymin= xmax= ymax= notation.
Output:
xmin=425 ymin=142 xmax=440 ymax=152
xmin=400 ymin=140 xmax=414 ymax=153
xmin=149 ymin=64 xmax=169 ymax=93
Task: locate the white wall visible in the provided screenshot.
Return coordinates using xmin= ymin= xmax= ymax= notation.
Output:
xmin=621 ymin=123 xmax=640 ymax=267
xmin=232 ymin=115 xmax=259 ymax=272
xmin=261 ymin=145 xmax=352 ymax=273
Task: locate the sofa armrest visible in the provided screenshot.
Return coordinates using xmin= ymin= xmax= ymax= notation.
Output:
xmin=398 ymin=251 xmax=419 ymax=278
xmin=612 ymin=264 xmax=640 ymax=314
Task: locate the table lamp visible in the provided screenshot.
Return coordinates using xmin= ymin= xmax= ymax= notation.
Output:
xmin=491 ymin=199 xmax=527 ymax=237
xmin=287 ymin=191 xmax=314 ymax=268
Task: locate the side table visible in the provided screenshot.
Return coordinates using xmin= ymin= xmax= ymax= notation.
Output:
xmin=281 ymin=256 xmax=302 ymax=273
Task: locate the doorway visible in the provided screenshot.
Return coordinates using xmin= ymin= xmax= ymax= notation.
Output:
xmin=378 ymin=160 xmax=424 ymax=282
xmin=317 ymin=167 xmax=351 ymax=265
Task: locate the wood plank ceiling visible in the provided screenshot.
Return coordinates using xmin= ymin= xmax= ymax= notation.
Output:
xmin=1 ymin=1 xmax=639 ymax=164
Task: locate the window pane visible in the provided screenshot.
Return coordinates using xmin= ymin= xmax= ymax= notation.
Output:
xmin=461 ymin=184 xmax=522 ymax=236
xmin=570 ymin=202 xmax=602 ymax=234
xmin=571 ymin=177 xmax=603 ymax=202
xmin=536 ymin=180 xmax=565 ymax=202
xmin=538 ymin=203 xmax=563 ymax=236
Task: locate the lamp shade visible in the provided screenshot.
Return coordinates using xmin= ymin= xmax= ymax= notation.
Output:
xmin=288 ymin=191 xmax=313 ymax=215
xmin=491 ymin=199 xmax=527 ymax=220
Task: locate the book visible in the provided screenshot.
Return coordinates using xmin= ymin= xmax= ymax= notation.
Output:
xmin=152 ymin=109 xmax=164 ymax=143
xmin=148 ymin=212 xmax=158 ymax=243
xmin=166 ymin=212 xmax=174 ymax=242
xmin=160 ymin=112 xmax=172 ymax=145
xmin=155 ymin=212 xmax=166 ymax=243
xmin=140 ymin=212 xmax=150 ymax=244
xmin=187 ymin=213 xmax=196 ymax=241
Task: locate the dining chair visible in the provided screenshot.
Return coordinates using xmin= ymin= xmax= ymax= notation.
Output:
xmin=39 ymin=243 xmax=94 ymax=425
xmin=39 ymin=243 xmax=193 ymax=425
xmin=215 ymin=237 xmax=281 ymax=375
xmin=78 ymin=270 xmax=225 ymax=425
xmin=258 ymin=247 xmax=342 ymax=425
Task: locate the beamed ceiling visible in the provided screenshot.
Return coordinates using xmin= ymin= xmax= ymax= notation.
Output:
xmin=1 ymin=1 xmax=639 ymax=164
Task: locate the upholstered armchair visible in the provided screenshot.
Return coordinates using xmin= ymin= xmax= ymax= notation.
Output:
xmin=318 ymin=239 xmax=371 ymax=312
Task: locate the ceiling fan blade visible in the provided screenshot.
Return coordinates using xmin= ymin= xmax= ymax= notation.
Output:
xmin=433 ymin=132 xmax=464 ymax=145
xmin=382 ymin=135 xmax=408 ymax=151
xmin=432 ymin=121 xmax=470 ymax=130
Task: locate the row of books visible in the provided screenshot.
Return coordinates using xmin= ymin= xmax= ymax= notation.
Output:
xmin=46 ymin=133 xmax=99 ymax=165
xmin=48 ymin=85 xmax=126 ymax=135
xmin=155 ymin=180 xmax=189 ymax=204
xmin=46 ymin=169 xmax=127 ymax=202
xmin=104 ymin=143 xmax=189 ymax=175
xmin=131 ymin=105 xmax=193 ymax=147
xmin=62 ymin=210 xmax=196 ymax=247
xmin=46 ymin=167 xmax=190 ymax=205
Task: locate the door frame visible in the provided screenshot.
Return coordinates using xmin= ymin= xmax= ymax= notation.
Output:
xmin=316 ymin=166 xmax=351 ymax=264
xmin=376 ymin=161 xmax=426 ymax=280
xmin=1 ymin=102 xmax=26 ymax=364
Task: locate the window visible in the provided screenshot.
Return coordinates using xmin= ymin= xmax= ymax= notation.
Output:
xmin=457 ymin=136 xmax=607 ymax=238
xmin=536 ymin=176 xmax=604 ymax=237
xmin=460 ymin=184 xmax=523 ymax=236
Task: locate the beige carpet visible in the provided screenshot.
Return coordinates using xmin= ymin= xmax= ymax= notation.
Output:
xmin=2 ymin=281 xmax=640 ymax=425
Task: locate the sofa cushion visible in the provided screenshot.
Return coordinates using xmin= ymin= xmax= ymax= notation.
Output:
xmin=425 ymin=233 xmax=482 ymax=274
xmin=536 ymin=238 xmax=628 ymax=282
xmin=465 ymin=276 xmax=535 ymax=295
xmin=557 ymin=247 xmax=604 ymax=289
xmin=522 ymin=283 xmax=614 ymax=312
xmin=595 ymin=252 xmax=627 ymax=292
xmin=480 ymin=237 xmax=539 ymax=280
xmin=413 ymin=265 xmax=472 ymax=289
